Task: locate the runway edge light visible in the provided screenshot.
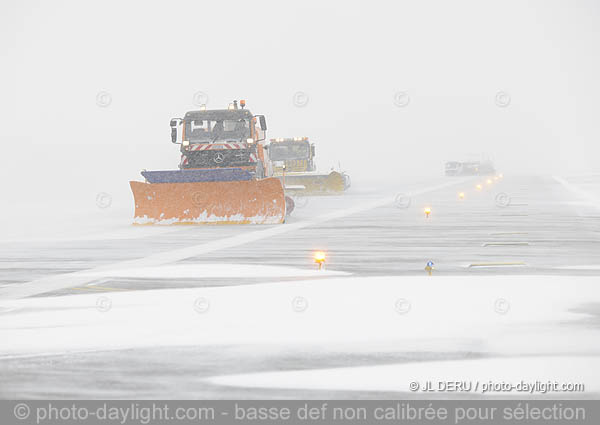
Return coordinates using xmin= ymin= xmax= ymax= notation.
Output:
xmin=425 ymin=261 xmax=434 ymax=276
xmin=314 ymin=251 xmax=326 ymax=270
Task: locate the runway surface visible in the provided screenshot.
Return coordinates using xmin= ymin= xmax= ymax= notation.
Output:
xmin=1 ymin=175 xmax=599 ymax=399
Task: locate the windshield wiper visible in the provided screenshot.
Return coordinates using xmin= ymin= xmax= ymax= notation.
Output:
xmin=210 ymin=133 xmax=222 ymax=144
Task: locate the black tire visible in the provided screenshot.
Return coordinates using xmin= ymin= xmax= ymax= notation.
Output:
xmin=285 ymin=196 xmax=295 ymax=216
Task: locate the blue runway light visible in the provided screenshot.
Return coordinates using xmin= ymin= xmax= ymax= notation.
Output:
xmin=425 ymin=261 xmax=435 ymax=276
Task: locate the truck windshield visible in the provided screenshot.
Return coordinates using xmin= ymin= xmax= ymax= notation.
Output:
xmin=185 ymin=119 xmax=250 ymax=142
xmin=269 ymin=143 xmax=309 ymax=160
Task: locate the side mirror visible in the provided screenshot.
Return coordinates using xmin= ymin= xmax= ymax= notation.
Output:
xmin=311 ymin=145 xmax=316 ymax=157
xmin=170 ymin=118 xmax=181 ymax=144
xmin=253 ymin=115 xmax=267 ymax=142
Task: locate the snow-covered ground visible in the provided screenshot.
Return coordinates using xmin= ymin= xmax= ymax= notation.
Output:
xmin=2 ymin=273 xmax=598 ymax=357
xmin=208 ymin=357 xmax=600 ymax=396
xmin=1 ymin=175 xmax=599 ymax=398
xmin=1 ymin=273 xmax=599 ymax=397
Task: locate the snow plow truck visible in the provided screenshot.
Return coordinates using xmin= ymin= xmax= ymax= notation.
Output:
xmin=130 ymin=100 xmax=289 ymax=225
xmin=270 ymin=137 xmax=350 ymax=195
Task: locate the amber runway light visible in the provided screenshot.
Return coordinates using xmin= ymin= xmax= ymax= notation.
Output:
xmin=314 ymin=251 xmax=326 ymax=270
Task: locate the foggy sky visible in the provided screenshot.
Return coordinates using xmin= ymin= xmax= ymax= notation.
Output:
xmin=1 ymin=0 xmax=599 ymax=209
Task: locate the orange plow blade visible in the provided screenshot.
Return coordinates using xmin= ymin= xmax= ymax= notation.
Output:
xmin=130 ymin=178 xmax=285 ymax=225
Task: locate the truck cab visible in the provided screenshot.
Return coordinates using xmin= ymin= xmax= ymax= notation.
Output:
xmin=170 ymin=101 xmax=271 ymax=178
xmin=269 ymin=137 xmax=316 ymax=174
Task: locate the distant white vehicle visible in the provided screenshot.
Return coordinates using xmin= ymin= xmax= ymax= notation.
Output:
xmin=445 ymin=160 xmax=496 ymax=176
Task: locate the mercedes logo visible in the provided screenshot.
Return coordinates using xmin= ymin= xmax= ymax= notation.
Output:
xmin=213 ymin=152 xmax=224 ymax=164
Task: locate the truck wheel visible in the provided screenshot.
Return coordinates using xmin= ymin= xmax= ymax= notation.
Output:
xmin=285 ymin=196 xmax=295 ymax=216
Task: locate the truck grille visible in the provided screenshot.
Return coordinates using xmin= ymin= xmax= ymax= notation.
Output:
xmin=182 ymin=149 xmax=257 ymax=168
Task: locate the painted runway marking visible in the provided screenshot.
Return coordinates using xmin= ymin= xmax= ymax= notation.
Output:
xmin=482 ymin=242 xmax=530 ymax=247
xmin=70 ymin=286 xmax=125 ymax=292
xmin=468 ymin=262 xmax=527 ymax=268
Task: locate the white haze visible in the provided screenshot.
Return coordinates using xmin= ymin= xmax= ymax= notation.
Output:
xmin=1 ymin=0 xmax=599 ymax=212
